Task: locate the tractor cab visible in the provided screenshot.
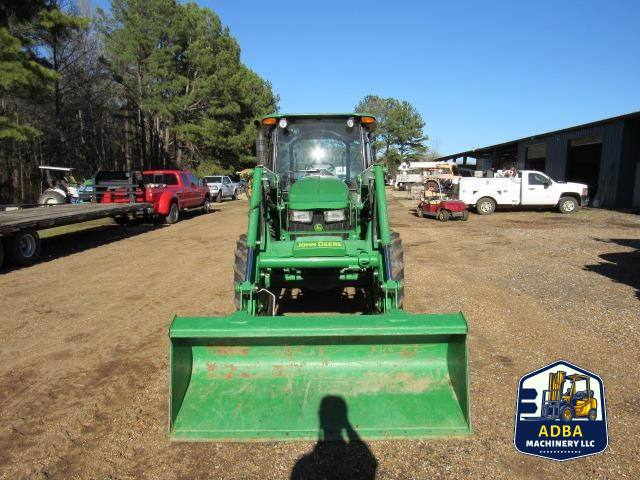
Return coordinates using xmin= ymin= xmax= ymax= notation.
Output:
xmin=263 ymin=114 xmax=375 ymax=189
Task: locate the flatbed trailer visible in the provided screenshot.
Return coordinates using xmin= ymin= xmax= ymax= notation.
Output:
xmin=0 ymin=202 xmax=153 ymax=269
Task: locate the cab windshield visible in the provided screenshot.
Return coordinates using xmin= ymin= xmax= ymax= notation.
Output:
xmin=272 ymin=118 xmax=366 ymax=188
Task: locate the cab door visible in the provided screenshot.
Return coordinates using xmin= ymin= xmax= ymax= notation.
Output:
xmin=521 ymin=172 xmax=556 ymax=205
xmin=180 ymin=172 xmax=196 ymax=207
xmin=222 ymin=176 xmax=233 ymax=197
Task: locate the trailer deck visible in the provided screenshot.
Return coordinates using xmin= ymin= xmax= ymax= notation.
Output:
xmin=0 ymin=203 xmax=152 ymax=236
xmin=0 ymin=202 xmax=152 ymax=269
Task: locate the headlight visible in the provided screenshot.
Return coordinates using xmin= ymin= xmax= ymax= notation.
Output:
xmin=289 ymin=210 xmax=313 ymax=224
xmin=324 ymin=209 xmax=346 ymax=223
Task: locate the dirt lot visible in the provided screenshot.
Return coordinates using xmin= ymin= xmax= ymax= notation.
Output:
xmin=1 ymin=192 xmax=638 ymax=479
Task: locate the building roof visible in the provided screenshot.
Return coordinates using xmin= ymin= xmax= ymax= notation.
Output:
xmin=434 ymin=110 xmax=640 ymax=162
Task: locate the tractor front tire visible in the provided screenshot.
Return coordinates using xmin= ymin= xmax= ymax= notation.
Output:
xmin=560 ymin=405 xmax=575 ymax=422
xmin=588 ymin=409 xmax=597 ymax=421
xmin=390 ymin=231 xmax=404 ymax=309
xmin=233 ymin=234 xmax=248 ymax=310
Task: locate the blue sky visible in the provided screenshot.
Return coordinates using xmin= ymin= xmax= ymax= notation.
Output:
xmin=96 ymin=0 xmax=640 ymax=155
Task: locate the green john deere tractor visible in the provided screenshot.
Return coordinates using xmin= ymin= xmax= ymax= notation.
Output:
xmin=169 ymin=114 xmax=470 ymax=440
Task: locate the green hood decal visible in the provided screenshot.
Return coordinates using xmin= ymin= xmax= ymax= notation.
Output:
xmin=288 ymin=176 xmax=349 ymax=210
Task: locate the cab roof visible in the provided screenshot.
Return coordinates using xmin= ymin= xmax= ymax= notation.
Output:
xmin=260 ymin=113 xmax=376 ymax=121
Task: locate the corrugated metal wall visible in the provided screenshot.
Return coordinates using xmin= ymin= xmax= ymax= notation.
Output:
xmin=516 ymin=121 xmax=625 ymax=206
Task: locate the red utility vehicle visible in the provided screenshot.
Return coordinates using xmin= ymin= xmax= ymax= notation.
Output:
xmin=102 ymin=170 xmax=211 ymax=224
xmin=417 ymin=199 xmax=469 ymax=222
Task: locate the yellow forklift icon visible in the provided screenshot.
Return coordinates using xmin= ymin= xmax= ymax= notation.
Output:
xmin=542 ymin=371 xmax=597 ymax=421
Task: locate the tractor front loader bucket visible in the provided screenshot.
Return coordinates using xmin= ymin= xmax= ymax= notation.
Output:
xmin=169 ymin=311 xmax=470 ymax=441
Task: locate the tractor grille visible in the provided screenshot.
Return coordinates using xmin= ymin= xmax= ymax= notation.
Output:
xmin=288 ymin=210 xmax=351 ymax=232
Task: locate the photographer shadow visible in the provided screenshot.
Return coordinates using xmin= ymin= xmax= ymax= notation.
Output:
xmin=290 ymin=396 xmax=377 ymax=480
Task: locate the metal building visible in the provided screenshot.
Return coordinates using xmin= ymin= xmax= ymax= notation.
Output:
xmin=434 ymin=111 xmax=640 ymax=208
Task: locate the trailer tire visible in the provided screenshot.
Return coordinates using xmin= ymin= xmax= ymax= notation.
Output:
xmin=390 ymin=231 xmax=404 ymax=309
xmin=6 ymin=229 xmax=41 ymax=266
xmin=165 ymin=202 xmax=180 ymax=224
xmin=38 ymin=190 xmax=66 ymax=205
xmin=438 ymin=209 xmax=450 ymax=222
xmin=558 ymin=196 xmax=578 ymax=214
xmin=233 ymin=234 xmax=248 ymax=310
xmin=476 ymin=197 xmax=496 ymax=215
xmin=560 ymin=405 xmax=575 ymax=422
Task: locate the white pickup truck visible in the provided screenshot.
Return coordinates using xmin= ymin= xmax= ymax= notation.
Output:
xmin=458 ymin=170 xmax=589 ymax=215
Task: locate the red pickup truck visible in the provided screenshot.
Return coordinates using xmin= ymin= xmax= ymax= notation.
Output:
xmin=102 ymin=170 xmax=211 ymax=224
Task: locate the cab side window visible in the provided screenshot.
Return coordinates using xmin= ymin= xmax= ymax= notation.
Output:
xmin=528 ymin=173 xmax=549 ymax=186
xmin=223 ymin=176 xmax=231 ymax=185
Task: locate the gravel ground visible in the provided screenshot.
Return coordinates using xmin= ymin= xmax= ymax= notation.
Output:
xmin=0 ymin=191 xmax=638 ymax=479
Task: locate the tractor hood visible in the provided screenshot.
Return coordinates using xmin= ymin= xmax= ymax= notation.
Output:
xmin=288 ymin=176 xmax=349 ymax=210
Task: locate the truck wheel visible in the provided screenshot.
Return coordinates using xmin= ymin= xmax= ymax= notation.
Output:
xmin=462 ymin=210 xmax=469 ymax=221
xmin=233 ymin=234 xmax=248 ymax=310
xmin=438 ymin=210 xmax=450 ymax=222
xmin=476 ymin=197 xmax=496 ymax=215
xmin=417 ymin=208 xmax=424 ymax=218
xmin=560 ymin=405 xmax=575 ymax=422
xmin=113 ymin=215 xmax=129 ymax=225
xmin=202 ymin=197 xmax=211 ymax=214
xmin=232 ymin=189 xmax=238 ymax=200
xmin=38 ymin=190 xmax=66 ymax=205
xmin=588 ymin=409 xmax=597 ymax=421
xmin=215 ymin=191 xmax=223 ymax=203
xmin=165 ymin=202 xmax=180 ymax=224
xmin=390 ymin=231 xmax=404 ymax=309
xmin=6 ymin=229 xmax=41 ymax=266
xmin=558 ymin=196 xmax=578 ymax=214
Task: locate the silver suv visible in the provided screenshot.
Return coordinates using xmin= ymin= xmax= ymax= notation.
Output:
xmin=204 ymin=175 xmax=239 ymax=202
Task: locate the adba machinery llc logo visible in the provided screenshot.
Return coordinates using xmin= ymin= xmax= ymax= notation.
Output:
xmin=514 ymin=360 xmax=608 ymax=461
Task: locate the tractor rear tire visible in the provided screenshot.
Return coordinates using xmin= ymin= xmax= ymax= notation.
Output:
xmin=233 ymin=234 xmax=248 ymax=310
xmin=390 ymin=231 xmax=404 ymax=309
xmin=38 ymin=190 xmax=66 ymax=205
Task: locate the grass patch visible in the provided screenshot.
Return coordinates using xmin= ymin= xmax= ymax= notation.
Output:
xmin=39 ymin=218 xmax=115 ymax=239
